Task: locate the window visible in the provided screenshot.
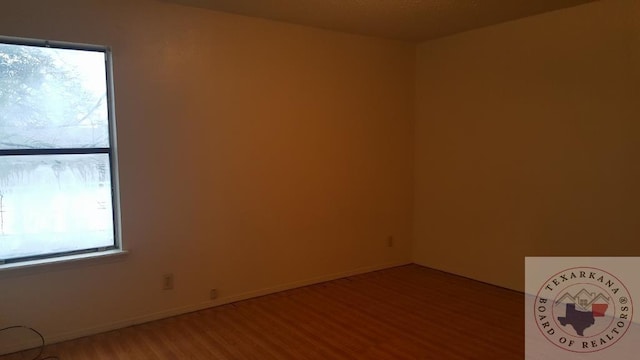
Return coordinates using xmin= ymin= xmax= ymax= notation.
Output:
xmin=0 ymin=36 xmax=121 ymax=265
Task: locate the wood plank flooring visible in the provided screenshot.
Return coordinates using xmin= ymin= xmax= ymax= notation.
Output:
xmin=1 ymin=265 xmax=524 ymax=359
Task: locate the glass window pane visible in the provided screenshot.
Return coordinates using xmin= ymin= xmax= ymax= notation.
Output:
xmin=0 ymin=154 xmax=114 ymax=260
xmin=0 ymin=43 xmax=109 ymax=149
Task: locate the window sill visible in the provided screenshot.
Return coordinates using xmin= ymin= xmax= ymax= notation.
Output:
xmin=0 ymin=249 xmax=128 ymax=273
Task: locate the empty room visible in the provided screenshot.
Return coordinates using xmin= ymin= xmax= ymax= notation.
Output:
xmin=1 ymin=0 xmax=638 ymax=358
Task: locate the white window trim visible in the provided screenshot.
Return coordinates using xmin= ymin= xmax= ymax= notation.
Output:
xmin=0 ymin=249 xmax=128 ymax=272
xmin=0 ymin=35 xmax=124 ymax=267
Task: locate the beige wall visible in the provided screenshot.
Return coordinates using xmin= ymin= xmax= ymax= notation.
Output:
xmin=414 ymin=0 xmax=640 ymax=291
xmin=3 ymin=0 xmax=637 ymax=351
xmin=0 ymin=0 xmax=414 ymax=350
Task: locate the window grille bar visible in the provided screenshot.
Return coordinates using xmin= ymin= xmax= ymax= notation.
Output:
xmin=0 ymin=148 xmax=111 ymax=156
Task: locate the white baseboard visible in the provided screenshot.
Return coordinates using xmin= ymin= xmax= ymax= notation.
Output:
xmin=0 ymin=261 xmax=410 ymax=356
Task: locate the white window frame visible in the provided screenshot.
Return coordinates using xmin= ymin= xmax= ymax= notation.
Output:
xmin=0 ymin=36 xmax=123 ymax=267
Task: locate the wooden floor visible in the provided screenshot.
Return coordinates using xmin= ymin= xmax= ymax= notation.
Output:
xmin=1 ymin=265 xmax=524 ymax=359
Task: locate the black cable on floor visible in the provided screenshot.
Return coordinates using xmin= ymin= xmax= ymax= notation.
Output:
xmin=0 ymin=325 xmax=59 ymax=360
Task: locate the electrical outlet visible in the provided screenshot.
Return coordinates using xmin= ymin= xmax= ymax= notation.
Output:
xmin=210 ymin=289 xmax=218 ymax=300
xmin=163 ymin=273 xmax=174 ymax=290
xmin=387 ymin=236 xmax=394 ymax=247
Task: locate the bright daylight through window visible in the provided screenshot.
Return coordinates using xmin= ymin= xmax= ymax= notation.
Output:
xmin=0 ymin=37 xmax=120 ymax=265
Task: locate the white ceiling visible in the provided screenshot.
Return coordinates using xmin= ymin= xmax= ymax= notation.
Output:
xmin=163 ymin=0 xmax=596 ymax=42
